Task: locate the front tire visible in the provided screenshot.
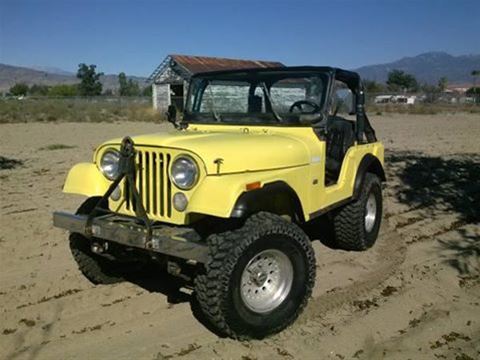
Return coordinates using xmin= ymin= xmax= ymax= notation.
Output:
xmin=69 ymin=197 xmax=132 ymax=285
xmin=194 ymin=212 xmax=316 ymax=339
xmin=333 ymin=173 xmax=383 ymax=250
xmin=69 ymin=233 xmax=125 ymax=284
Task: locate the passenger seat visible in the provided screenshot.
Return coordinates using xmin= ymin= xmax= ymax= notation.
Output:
xmin=325 ymin=117 xmax=355 ymax=181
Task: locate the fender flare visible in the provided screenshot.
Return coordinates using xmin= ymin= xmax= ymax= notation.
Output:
xmin=353 ymin=154 xmax=386 ymax=199
xmin=63 ymin=162 xmax=111 ymax=197
xmin=230 ymin=181 xmax=305 ymax=222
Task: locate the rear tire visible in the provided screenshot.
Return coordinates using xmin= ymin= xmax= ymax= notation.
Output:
xmin=194 ymin=212 xmax=316 ymax=339
xmin=69 ymin=197 xmax=132 ymax=285
xmin=333 ymin=173 xmax=382 ymax=251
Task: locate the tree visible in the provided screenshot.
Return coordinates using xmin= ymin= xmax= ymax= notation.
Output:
xmin=363 ymin=80 xmax=385 ymax=94
xmin=118 ymin=72 xmax=140 ymax=96
xmin=466 ymin=87 xmax=480 ymax=104
xmin=48 ymin=84 xmax=78 ymax=97
xmin=77 ymin=63 xmax=103 ymax=96
xmin=472 ymin=70 xmax=480 ymax=88
xmin=466 ymin=87 xmax=480 ymax=95
xmin=386 ymin=70 xmax=418 ymax=92
xmin=118 ymin=72 xmax=128 ymax=96
xmin=421 ymin=83 xmax=441 ymax=103
xmin=29 ymin=84 xmax=50 ymax=96
xmin=10 ymin=83 xmax=29 ymax=96
xmin=437 ymin=77 xmax=448 ymax=92
xmin=142 ymin=85 xmax=152 ymax=97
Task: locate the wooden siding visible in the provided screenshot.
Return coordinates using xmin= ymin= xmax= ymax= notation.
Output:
xmin=153 ymin=84 xmax=170 ymax=111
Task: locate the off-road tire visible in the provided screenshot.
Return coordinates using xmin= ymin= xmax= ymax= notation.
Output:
xmin=333 ymin=173 xmax=382 ymax=250
xmin=69 ymin=197 xmax=126 ymax=285
xmin=194 ymin=212 xmax=316 ymax=339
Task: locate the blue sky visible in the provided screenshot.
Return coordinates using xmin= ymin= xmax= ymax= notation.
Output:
xmin=1 ymin=0 xmax=479 ymax=77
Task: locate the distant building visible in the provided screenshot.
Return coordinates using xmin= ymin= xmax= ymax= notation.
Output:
xmin=148 ymin=55 xmax=284 ymax=112
xmin=445 ymin=84 xmax=471 ymax=94
xmin=374 ymin=95 xmax=416 ymax=104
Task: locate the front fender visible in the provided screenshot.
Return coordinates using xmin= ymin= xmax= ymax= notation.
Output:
xmin=187 ymin=166 xmax=310 ymax=220
xmin=63 ymin=163 xmax=111 ymax=197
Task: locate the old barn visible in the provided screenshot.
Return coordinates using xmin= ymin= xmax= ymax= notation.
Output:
xmin=148 ymin=55 xmax=284 ymax=111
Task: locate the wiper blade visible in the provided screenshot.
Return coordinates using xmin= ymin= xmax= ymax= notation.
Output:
xmin=260 ymin=82 xmax=282 ymax=122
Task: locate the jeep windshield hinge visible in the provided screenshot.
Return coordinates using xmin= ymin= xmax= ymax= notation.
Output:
xmin=85 ymin=136 xmax=153 ymax=243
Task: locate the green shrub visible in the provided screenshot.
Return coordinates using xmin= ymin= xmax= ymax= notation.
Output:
xmin=10 ymin=83 xmax=29 ymax=96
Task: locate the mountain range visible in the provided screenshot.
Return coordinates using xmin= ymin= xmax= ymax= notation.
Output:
xmin=0 ymin=64 xmax=148 ymax=92
xmin=1 ymin=52 xmax=479 ymax=92
xmin=354 ymin=52 xmax=479 ymax=85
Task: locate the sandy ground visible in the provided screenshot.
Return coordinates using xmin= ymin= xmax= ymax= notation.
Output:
xmin=0 ymin=114 xmax=479 ymax=360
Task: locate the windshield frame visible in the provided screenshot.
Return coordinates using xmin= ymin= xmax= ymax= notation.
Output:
xmin=183 ymin=67 xmax=335 ymax=127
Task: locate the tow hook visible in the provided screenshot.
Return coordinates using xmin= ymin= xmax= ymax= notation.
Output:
xmin=91 ymin=241 xmax=108 ymax=254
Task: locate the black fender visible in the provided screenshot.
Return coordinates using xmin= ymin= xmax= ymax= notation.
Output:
xmin=353 ymin=154 xmax=386 ymax=199
xmin=230 ymin=181 xmax=305 ymax=223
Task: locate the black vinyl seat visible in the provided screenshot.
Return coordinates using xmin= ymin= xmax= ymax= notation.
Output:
xmin=325 ymin=117 xmax=355 ymax=180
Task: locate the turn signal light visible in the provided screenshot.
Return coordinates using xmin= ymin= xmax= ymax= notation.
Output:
xmin=246 ymin=181 xmax=261 ymax=191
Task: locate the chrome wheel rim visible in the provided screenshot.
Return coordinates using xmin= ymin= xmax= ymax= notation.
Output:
xmin=240 ymin=249 xmax=293 ymax=313
xmin=365 ymin=192 xmax=377 ymax=233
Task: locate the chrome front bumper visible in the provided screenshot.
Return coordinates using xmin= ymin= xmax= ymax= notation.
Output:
xmin=53 ymin=211 xmax=208 ymax=263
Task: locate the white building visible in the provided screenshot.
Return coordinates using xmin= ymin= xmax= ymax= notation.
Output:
xmin=374 ymin=95 xmax=416 ymax=104
xmin=147 ymin=55 xmax=284 ymax=112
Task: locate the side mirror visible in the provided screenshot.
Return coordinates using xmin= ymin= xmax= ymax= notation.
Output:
xmin=165 ymin=105 xmax=177 ymax=126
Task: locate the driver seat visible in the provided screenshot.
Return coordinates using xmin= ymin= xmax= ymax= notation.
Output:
xmin=325 ymin=117 xmax=355 ymax=182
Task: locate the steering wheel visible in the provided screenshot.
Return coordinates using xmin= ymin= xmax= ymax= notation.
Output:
xmin=289 ymin=100 xmax=321 ymax=114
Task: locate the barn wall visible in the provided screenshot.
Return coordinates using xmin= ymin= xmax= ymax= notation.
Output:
xmin=152 ymin=83 xmax=170 ymax=111
xmin=156 ymin=67 xmax=184 ymax=84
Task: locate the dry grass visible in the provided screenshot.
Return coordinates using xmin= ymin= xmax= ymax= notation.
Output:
xmin=0 ymin=97 xmax=478 ymax=124
xmin=0 ymin=98 xmax=166 ymax=123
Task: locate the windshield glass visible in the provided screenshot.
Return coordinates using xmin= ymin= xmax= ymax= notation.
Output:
xmin=185 ymin=70 xmax=330 ymax=125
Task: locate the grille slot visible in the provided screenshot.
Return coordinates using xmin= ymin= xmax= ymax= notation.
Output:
xmin=124 ymin=149 xmax=172 ymax=218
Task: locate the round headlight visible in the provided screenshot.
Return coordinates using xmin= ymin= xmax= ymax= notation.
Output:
xmin=100 ymin=149 xmax=120 ymax=180
xmin=170 ymin=155 xmax=199 ymax=190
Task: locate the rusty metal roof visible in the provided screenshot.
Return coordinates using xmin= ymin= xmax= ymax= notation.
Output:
xmin=171 ymin=54 xmax=284 ymax=74
xmin=148 ymin=54 xmax=284 ymax=81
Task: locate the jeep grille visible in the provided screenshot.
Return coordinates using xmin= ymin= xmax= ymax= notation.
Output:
xmin=124 ymin=149 xmax=172 ymax=218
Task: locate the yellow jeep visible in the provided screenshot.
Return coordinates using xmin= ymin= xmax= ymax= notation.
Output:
xmin=54 ymin=66 xmax=385 ymax=339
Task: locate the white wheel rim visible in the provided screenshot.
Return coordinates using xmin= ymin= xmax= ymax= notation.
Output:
xmin=240 ymin=249 xmax=293 ymax=313
xmin=365 ymin=192 xmax=377 ymax=233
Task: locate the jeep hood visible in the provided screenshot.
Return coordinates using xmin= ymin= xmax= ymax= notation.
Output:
xmin=104 ymin=129 xmax=310 ymax=175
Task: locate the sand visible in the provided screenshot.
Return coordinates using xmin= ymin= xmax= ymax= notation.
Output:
xmin=0 ymin=114 xmax=479 ymax=359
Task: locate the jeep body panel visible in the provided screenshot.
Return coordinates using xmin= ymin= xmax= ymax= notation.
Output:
xmin=63 ymin=123 xmax=384 ymax=225
xmin=99 ymin=126 xmax=311 ymax=175
xmin=63 ymin=162 xmax=111 ymax=197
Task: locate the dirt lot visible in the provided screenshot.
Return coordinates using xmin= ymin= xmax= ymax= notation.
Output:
xmin=1 ymin=114 xmax=479 ymax=359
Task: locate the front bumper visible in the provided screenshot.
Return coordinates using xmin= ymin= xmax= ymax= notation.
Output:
xmin=53 ymin=211 xmax=208 ymax=263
